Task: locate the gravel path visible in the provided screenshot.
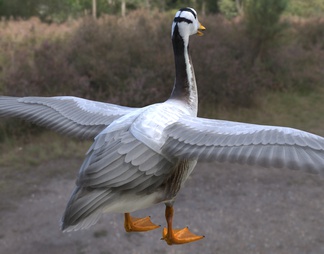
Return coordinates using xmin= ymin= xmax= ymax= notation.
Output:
xmin=1 ymin=161 xmax=324 ymax=254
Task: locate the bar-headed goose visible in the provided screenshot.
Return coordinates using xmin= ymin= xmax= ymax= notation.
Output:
xmin=0 ymin=7 xmax=324 ymax=245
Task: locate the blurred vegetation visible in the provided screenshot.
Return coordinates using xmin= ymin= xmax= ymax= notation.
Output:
xmin=1 ymin=10 xmax=323 ymax=102
xmin=1 ymin=0 xmax=323 ymax=23
xmin=218 ymin=0 xmax=243 ymax=18
xmin=0 ymin=0 xmax=219 ymax=22
xmin=286 ymin=0 xmax=324 ymax=17
xmin=219 ymin=0 xmax=324 ymax=18
xmin=244 ymin=0 xmax=288 ymax=65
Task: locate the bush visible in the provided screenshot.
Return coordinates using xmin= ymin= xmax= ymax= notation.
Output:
xmin=286 ymin=0 xmax=324 ymax=17
xmin=294 ymin=17 xmax=324 ymax=50
xmin=218 ymin=0 xmax=240 ymax=19
xmin=65 ymin=12 xmax=173 ymax=106
xmin=244 ymin=0 xmax=288 ymax=64
xmin=0 ymin=10 xmax=323 ymax=112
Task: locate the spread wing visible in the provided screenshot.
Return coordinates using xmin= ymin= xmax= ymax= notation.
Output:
xmin=163 ymin=116 xmax=324 ymax=174
xmin=0 ymin=96 xmax=138 ymax=139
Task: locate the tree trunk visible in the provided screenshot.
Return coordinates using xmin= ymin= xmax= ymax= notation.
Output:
xmin=235 ymin=0 xmax=243 ymax=15
xmin=201 ymin=0 xmax=206 ymax=16
xmin=145 ymin=0 xmax=150 ymax=9
xmin=92 ymin=0 xmax=97 ymax=19
xmin=121 ymin=0 xmax=126 ymax=17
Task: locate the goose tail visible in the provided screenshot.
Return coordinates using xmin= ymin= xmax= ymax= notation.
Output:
xmin=61 ymin=186 xmax=113 ymax=232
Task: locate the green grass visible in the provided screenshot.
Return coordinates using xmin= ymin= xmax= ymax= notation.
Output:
xmin=0 ymin=131 xmax=91 ymax=169
xmin=200 ymin=87 xmax=324 ymax=136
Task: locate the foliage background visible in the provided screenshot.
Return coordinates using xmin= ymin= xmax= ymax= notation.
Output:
xmin=0 ymin=0 xmax=323 ymax=141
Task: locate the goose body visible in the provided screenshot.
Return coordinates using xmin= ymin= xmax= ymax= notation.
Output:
xmin=63 ymin=99 xmax=197 ymax=231
xmin=0 ymin=7 xmax=324 ymax=245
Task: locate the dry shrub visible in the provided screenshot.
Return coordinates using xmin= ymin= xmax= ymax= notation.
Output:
xmin=293 ymin=17 xmax=324 ymax=50
xmin=193 ymin=16 xmax=258 ymax=107
xmin=265 ymin=17 xmax=324 ymax=93
xmin=0 ymin=17 xmax=77 ymax=41
xmin=0 ymin=10 xmax=174 ymax=107
xmin=0 ymin=17 xmax=79 ymax=95
xmin=196 ymin=15 xmax=324 ymax=109
xmin=0 ymin=10 xmax=323 ymax=111
xmin=65 ymin=10 xmax=173 ymax=106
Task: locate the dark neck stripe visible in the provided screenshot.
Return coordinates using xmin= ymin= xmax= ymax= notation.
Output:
xmin=170 ymin=25 xmax=190 ymax=100
xmin=179 ymin=8 xmax=196 ymax=19
xmin=174 ymin=17 xmax=192 ymax=24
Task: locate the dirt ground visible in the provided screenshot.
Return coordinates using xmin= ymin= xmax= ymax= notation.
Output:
xmin=1 ymin=159 xmax=324 ymax=254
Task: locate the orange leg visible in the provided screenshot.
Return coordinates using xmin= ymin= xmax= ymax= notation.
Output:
xmin=124 ymin=213 xmax=160 ymax=232
xmin=161 ymin=205 xmax=204 ymax=245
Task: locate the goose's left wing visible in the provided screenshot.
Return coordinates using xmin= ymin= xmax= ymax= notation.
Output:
xmin=0 ymin=96 xmax=138 ymax=139
xmin=163 ymin=116 xmax=324 ymax=174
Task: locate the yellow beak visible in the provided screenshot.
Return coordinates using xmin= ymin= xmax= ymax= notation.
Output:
xmin=197 ymin=23 xmax=206 ymax=36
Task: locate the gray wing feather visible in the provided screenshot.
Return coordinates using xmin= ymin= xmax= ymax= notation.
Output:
xmin=163 ymin=116 xmax=324 ymax=174
xmin=62 ymin=129 xmax=173 ymax=231
xmin=139 ymin=153 xmax=164 ymax=172
xmin=61 ymin=187 xmax=113 ymax=231
xmin=77 ymin=129 xmax=172 ymax=189
xmin=132 ymin=149 xmax=157 ymax=167
xmin=0 ymin=96 xmax=138 ymax=139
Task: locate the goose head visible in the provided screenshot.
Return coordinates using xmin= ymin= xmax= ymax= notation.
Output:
xmin=171 ymin=7 xmax=205 ymax=42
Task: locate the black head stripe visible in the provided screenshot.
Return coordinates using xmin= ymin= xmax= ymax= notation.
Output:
xmin=174 ymin=17 xmax=193 ymax=24
xmin=179 ymin=7 xmax=197 ymax=19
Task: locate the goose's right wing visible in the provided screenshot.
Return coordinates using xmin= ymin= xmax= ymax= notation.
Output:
xmin=0 ymin=96 xmax=138 ymax=139
xmin=163 ymin=116 xmax=324 ymax=174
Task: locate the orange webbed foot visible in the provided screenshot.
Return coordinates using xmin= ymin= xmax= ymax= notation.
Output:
xmin=162 ymin=227 xmax=205 ymax=245
xmin=124 ymin=213 xmax=160 ymax=232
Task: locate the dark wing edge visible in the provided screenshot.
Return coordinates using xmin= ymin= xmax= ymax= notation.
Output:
xmin=0 ymin=96 xmax=138 ymax=139
xmin=162 ymin=116 xmax=324 ymax=174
